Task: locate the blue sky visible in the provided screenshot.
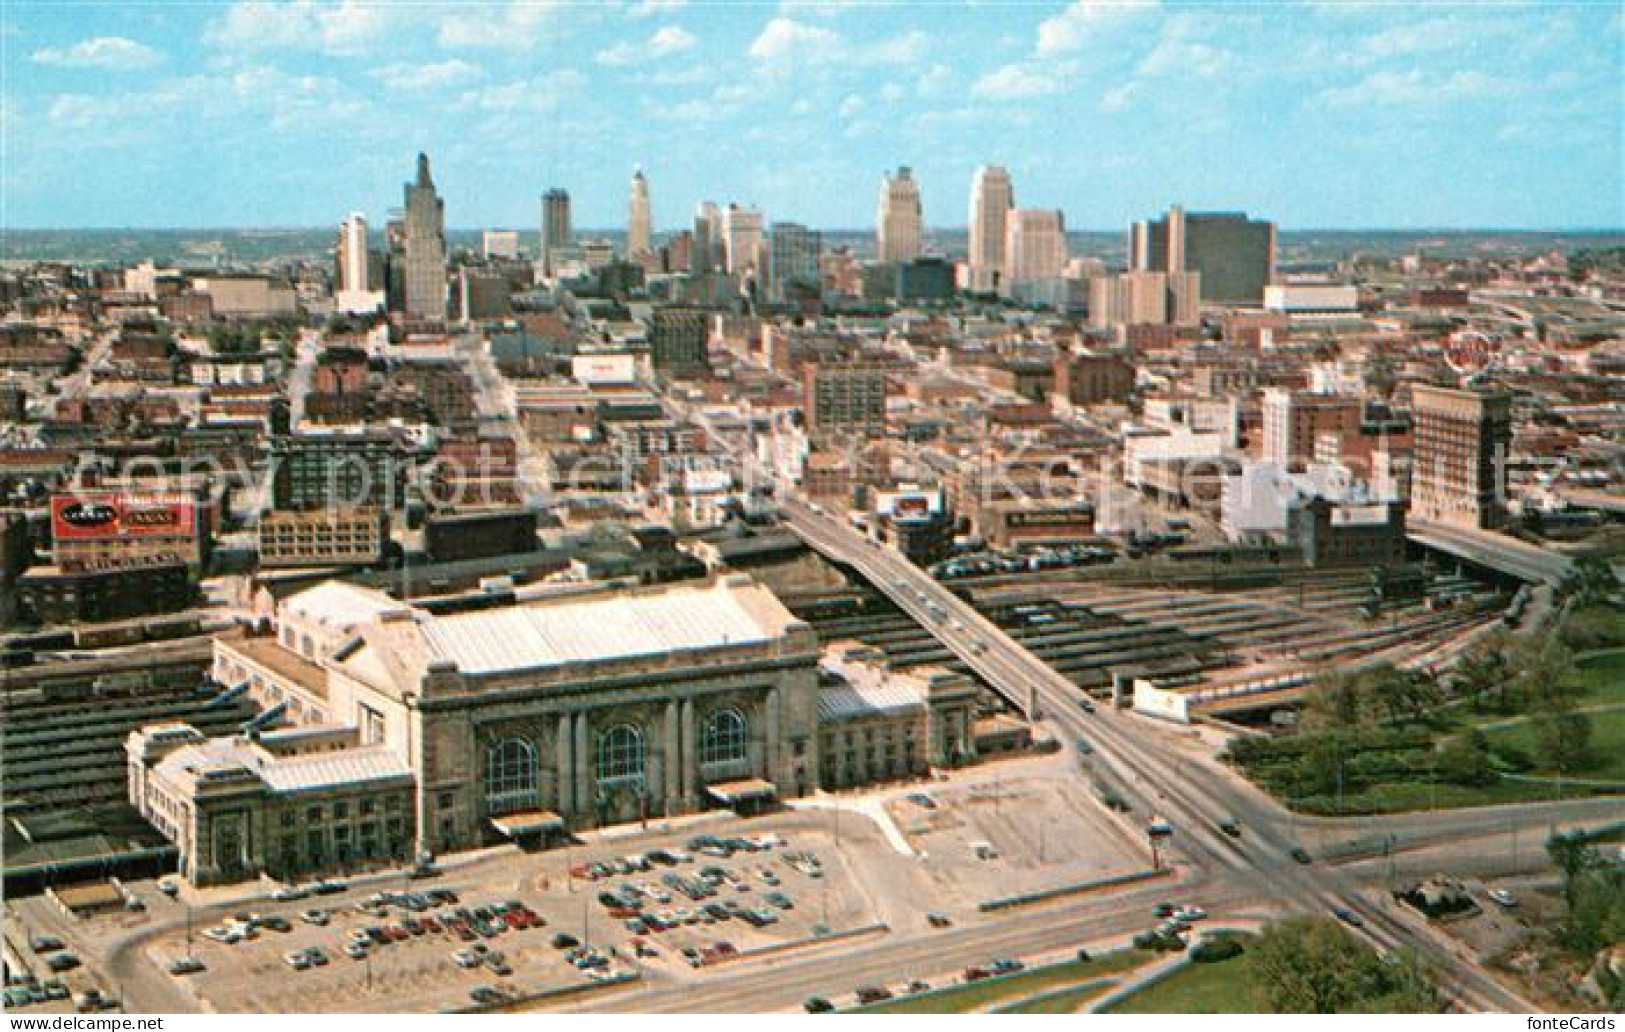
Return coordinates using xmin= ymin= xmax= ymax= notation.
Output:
xmin=4 ymin=1 xmax=1621 ymax=230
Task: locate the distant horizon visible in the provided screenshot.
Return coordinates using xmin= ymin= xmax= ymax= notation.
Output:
xmin=9 ymin=225 xmax=1624 ymax=236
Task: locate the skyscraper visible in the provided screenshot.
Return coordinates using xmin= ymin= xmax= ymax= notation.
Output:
xmin=877 ymin=166 xmax=923 ymax=264
xmin=628 ymin=167 xmax=652 ymax=260
xmin=768 ymin=222 xmax=822 ymax=301
xmin=541 ymin=188 xmax=572 ymax=273
xmin=693 ymin=201 xmax=722 ymax=275
xmin=1003 ymin=208 xmax=1067 ymax=288
xmin=967 ymin=166 xmax=1013 ymax=293
xmin=334 ymin=213 xmax=383 ymax=315
xmin=1130 ymin=205 xmax=1275 ymax=304
xmin=401 ymin=152 xmax=447 ymax=319
xmin=722 ymin=204 xmax=765 ymax=276
xmin=1409 ymin=384 xmax=1513 ymax=529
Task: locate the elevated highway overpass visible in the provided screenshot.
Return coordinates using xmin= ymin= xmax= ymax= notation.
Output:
xmin=782 ymin=496 xmax=1536 ymax=1011
xmin=1406 ymin=520 xmax=1573 ymax=587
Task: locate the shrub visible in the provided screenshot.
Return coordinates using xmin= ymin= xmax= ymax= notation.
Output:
xmin=1190 ymin=937 xmax=1245 ymax=964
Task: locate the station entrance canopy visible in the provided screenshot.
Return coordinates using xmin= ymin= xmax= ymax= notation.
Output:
xmin=490 ymin=811 xmax=564 ymax=837
xmin=704 ymin=779 xmax=777 ymax=805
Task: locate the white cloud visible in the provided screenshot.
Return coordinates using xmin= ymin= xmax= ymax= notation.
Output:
xmin=972 ymin=62 xmax=1066 ymax=100
xmin=865 ymin=30 xmax=927 ymax=66
xmin=370 ymin=59 xmax=483 ymax=92
xmin=598 ymin=24 xmax=696 ymax=65
xmin=1037 ymin=0 xmax=1160 ymax=57
xmin=30 ymin=36 xmax=163 ymax=70
xmin=1099 ymin=81 xmax=1139 ymax=111
xmin=915 ymin=63 xmax=953 ymax=97
xmin=1136 ymin=38 xmax=1232 ymax=79
xmin=838 ymin=93 xmax=864 ymax=117
xmin=205 ymin=1 xmax=390 ymax=56
xmin=458 ymin=70 xmax=586 ymax=113
xmin=1316 ymin=68 xmax=1507 ymax=109
xmin=437 ymin=1 xmax=566 ymax=50
xmin=627 ymin=0 xmax=686 ymax=17
xmin=747 ymin=17 xmax=839 ymax=61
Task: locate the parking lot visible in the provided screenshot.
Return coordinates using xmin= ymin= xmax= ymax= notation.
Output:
xmin=886 ymin=768 xmax=1149 ymax=903
xmin=122 ymin=819 xmax=883 ymax=1012
xmin=2 ymin=751 xmax=1149 ymax=1014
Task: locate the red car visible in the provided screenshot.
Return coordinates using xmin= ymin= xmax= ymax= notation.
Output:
xmin=421 ymin=917 xmax=442 ymax=934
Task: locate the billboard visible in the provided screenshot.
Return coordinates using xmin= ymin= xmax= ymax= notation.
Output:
xmin=51 ymin=493 xmax=195 ymax=542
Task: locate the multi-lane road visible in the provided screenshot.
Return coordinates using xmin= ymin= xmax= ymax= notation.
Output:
xmin=780 ymin=496 xmax=1546 ymax=1012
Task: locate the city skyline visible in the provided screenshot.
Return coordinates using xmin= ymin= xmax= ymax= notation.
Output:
xmin=6 ymin=1 xmax=1622 ymax=231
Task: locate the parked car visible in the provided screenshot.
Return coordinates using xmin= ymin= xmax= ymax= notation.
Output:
xmin=1218 ymin=818 xmax=1242 ymax=838
xmin=166 ymin=957 xmax=206 ymax=976
xmin=927 ymin=912 xmax=952 ymax=928
xmin=29 ymin=935 xmax=65 ymax=953
xmin=44 ymin=953 xmax=80 ymax=973
xmin=1332 ymin=906 xmax=1363 ymax=928
xmin=282 ymin=951 xmax=312 ymax=971
xmin=854 ymin=985 xmax=892 ymax=1004
xmin=803 ymin=996 xmax=835 ymax=1014
xmin=1290 ymin=847 xmax=1313 ymax=865
xmin=1488 ymin=889 xmax=1518 ymax=908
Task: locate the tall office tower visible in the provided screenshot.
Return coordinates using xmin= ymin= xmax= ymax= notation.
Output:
xmin=768 ymin=222 xmax=823 ymax=301
xmin=967 ymin=165 xmax=1014 ymax=293
xmin=401 ymin=152 xmax=447 ymax=319
xmin=541 ymin=188 xmax=572 ymax=273
xmin=692 ymin=201 xmax=721 ymax=275
xmin=1167 ymin=270 xmax=1202 ymax=324
xmin=1003 ymin=208 xmax=1067 ymax=288
xmin=1129 ymin=204 xmax=1275 ymax=305
xmin=1409 ymin=384 xmax=1513 ymax=530
xmin=877 ymin=166 xmax=923 ymax=264
xmin=649 ymin=307 xmax=711 ymax=376
xmin=628 ymin=167 xmax=652 ymax=259
xmin=722 ymin=204 xmax=765 ymax=276
xmin=1260 ymin=388 xmax=1362 ymax=467
xmin=334 ymin=213 xmax=383 ymax=315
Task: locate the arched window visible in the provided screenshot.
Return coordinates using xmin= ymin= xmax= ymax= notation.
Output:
xmin=484 ymin=738 xmax=538 ymax=813
xmin=596 ymin=724 xmax=645 ymax=787
xmin=700 ymin=708 xmax=748 ymax=765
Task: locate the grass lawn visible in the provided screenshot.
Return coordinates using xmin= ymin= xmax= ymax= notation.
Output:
xmin=850 ymin=949 xmax=1154 ymax=1014
xmin=993 ymin=979 xmax=1116 ymax=1014
xmin=1102 ymin=936 xmax=1254 ymax=1014
xmin=1481 ymin=707 xmax=1625 ymax=782
xmin=1571 ymin=649 xmax=1625 ymax=708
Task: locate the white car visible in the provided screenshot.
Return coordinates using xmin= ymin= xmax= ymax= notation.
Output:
xmin=300 ymin=909 xmax=330 ymax=926
xmin=452 ymin=949 xmax=481 ymax=969
xmin=1176 ymin=906 xmax=1208 ymax=921
xmin=282 ymin=951 xmax=312 ymax=971
xmin=202 ymin=926 xmax=241 ymax=945
xmin=1488 ymin=889 xmax=1518 ymax=908
xmin=343 ymin=943 xmax=369 ymax=960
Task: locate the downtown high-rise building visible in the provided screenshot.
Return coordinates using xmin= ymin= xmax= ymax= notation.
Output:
xmin=1130 ymin=205 xmax=1276 ymax=305
xmin=967 ymin=165 xmax=1014 ymax=293
xmin=692 ymin=201 xmax=722 ymax=275
xmin=334 ymin=213 xmax=383 ymax=315
xmin=1409 ymin=384 xmax=1513 ymax=530
xmin=541 ymin=188 xmax=572 ymax=273
xmin=401 ymin=152 xmax=447 ymax=319
xmin=768 ymin=222 xmax=823 ymax=301
xmin=877 ymin=166 xmax=923 ymax=265
xmin=722 ymin=204 xmax=765 ymax=276
xmin=1003 ymin=208 xmax=1067 ymax=288
xmin=628 ymin=167 xmax=652 ymax=260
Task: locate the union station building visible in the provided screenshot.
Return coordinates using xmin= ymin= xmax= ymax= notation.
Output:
xmin=127 ymin=575 xmax=989 ymax=885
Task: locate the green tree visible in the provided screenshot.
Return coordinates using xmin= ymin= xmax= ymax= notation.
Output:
xmin=1436 ymin=728 xmax=1494 ymax=786
xmin=1249 ymin=917 xmax=1441 ymax=1013
xmin=1531 ymin=709 xmax=1592 ymax=774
